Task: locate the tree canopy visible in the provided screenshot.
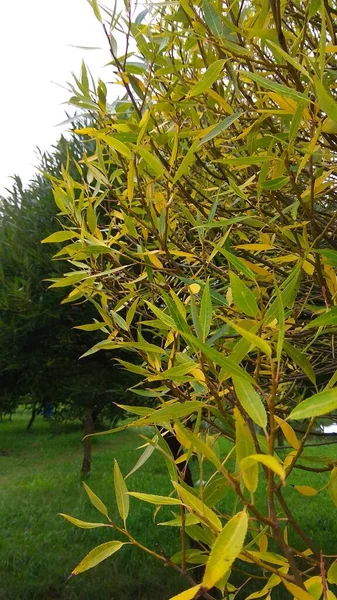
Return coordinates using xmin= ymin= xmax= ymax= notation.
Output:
xmin=45 ymin=0 xmax=337 ymax=598
xmin=0 ymin=136 xmax=138 ymax=472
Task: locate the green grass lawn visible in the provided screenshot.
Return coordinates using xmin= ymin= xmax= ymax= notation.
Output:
xmin=1 ymin=413 xmax=337 ymax=600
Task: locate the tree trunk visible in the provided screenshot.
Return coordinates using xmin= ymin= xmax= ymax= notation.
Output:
xmin=277 ymin=428 xmax=284 ymax=447
xmin=81 ymin=408 xmax=94 ymax=477
xmin=26 ymin=403 xmax=37 ymax=431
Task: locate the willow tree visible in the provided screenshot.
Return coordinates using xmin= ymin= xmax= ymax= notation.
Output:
xmin=47 ymin=0 xmax=337 ymax=598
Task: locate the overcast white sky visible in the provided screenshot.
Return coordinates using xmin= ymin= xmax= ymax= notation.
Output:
xmin=0 ymin=0 xmax=125 ymax=196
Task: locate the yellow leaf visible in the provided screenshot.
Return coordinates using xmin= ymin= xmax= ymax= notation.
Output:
xmin=190 ymin=367 xmax=206 ymax=383
xmin=189 ymin=283 xmax=201 ymax=294
xmin=234 ymin=244 xmax=274 ymax=252
xmin=323 ymin=263 xmax=337 ymax=299
xmin=224 ymin=319 xmax=272 ymax=357
xmin=268 ymin=93 xmax=311 ymax=119
xmin=59 ymin=514 xmax=109 ymax=529
xmin=127 ymin=160 xmax=135 ymax=202
xmin=148 ymin=253 xmax=164 ymax=269
xmin=322 ymin=117 xmax=337 ymax=133
xmin=294 ymin=485 xmax=318 ymax=497
xmin=206 ymin=89 xmax=233 ymax=113
xmin=284 ymin=450 xmax=297 ymax=469
xmin=172 ymin=482 xmax=222 ymax=532
xmin=202 ymin=511 xmax=248 ymax=589
xmin=283 ymin=580 xmax=316 ymax=600
xmin=302 ymin=260 xmax=315 ymax=276
xmin=274 ymin=416 xmax=300 ymax=450
xmin=114 ymin=460 xmax=129 ymax=522
xmin=71 ymin=541 xmax=124 ymax=576
xmin=304 ymin=576 xmax=323 ymax=600
xmin=169 ymin=584 xmax=201 ymax=600
xmin=240 ymin=454 xmax=285 ymax=482
xmin=128 ymin=492 xmax=181 ymax=505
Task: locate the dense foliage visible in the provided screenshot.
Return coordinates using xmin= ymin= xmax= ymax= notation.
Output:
xmin=46 ymin=0 xmax=337 ymax=598
xmin=0 ymin=137 xmax=138 ymax=469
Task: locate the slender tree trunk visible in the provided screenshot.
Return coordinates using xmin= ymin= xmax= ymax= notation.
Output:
xmin=81 ymin=408 xmax=94 ymax=477
xmin=277 ymin=428 xmax=284 ymax=447
xmin=26 ymin=403 xmax=37 ymax=431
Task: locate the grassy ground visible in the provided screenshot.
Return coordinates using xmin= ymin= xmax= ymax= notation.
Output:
xmin=1 ymin=413 xmax=337 ymax=600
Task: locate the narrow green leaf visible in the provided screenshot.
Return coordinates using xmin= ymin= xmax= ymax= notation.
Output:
xmin=328 ymin=467 xmax=337 ymax=508
xmin=128 ymin=492 xmax=181 ymax=505
xmin=137 ymin=147 xmax=164 ymax=177
xmin=229 ymin=271 xmax=259 ymax=317
xmin=41 ymin=231 xmax=77 ymax=243
xmin=186 ymin=60 xmax=226 ymax=98
xmin=289 ymin=388 xmax=337 ymax=420
xmin=198 ymin=113 xmax=241 ymax=146
xmin=289 ymin=100 xmax=307 ymax=141
xmin=275 ymin=280 xmax=285 ymax=368
xmin=173 ymin=141 xmax=198 ymax=184
xmin=71 ymin=541 xmax=124 ymax=576
xmin=235 ymin=408 xmax=258 ymax=493
xmin=232 ymin=376 xmax=267 ymax=429
xmin=200 ymin=280 xmax=212 ymax=341
xmin=203 ymin=0 xmax=223 ymax=37
xmin=306 ymin=307 xmax=337 ymax=328
xmin=100 ymin=134 xmax=133 ymax=159
xmin=267 ymin=40 xmax=311 ymax=79
xmin=260 ymin=176 xmax=289 ymax=190
xmin=126 ymin=438 xmax=156 ymax=479
xmin=314 ymin=76 xmax=337 ymax=122
xmin=242 ymin=71 xmax=310 ymax=102
xmin=182 ymin=332 xmax=255 ymax=383
xmin=114 ymin=460 xmax=129 ymax=522
xmin=82 ymin=481 xmax=109 ymax=519
xmin=283 ymin=341 xmax=316 ymax=385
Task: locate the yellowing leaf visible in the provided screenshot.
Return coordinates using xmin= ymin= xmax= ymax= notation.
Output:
xmin=294 ymin=485 xmax=318 ymax=497
xmin=328 ymin=467 xmax=337 ymax=508
xmin=100 ymin=134 xmax=133 ymax=159
xmin=283 ymin=580 xmax=316 ymax=600
xmin=240 ymin=455 xmax=285 ymax=482
xmin=168 ymin=584 xmax=201 ymax=600
xmin=235 ymin=243 xmax=274 ymax=252
xmin=172 ymin=482 xmax=222 ymax=532
xmin=128 ymin=492 xmax=182 ymax=505
xmin=224 ymin=319 xmax=272 ymax=357
xmin=328 ymin=560 xmax=337 ymax=585
xmin=82 ymin=481 xmax=109 ymax=519
xmin=41 ymin=231 xmax=77 ymax=243
xmin=71 ymin=541 xmax=124 ymax=576
xmin=202 ymin=511 xmax=248 ymax=589
xmin=59 ymin=514 xmax=109 ymax=529
xmin=114 ymin=460 xmax=129 ymax=522
xmin=274 ymin=416 xmax=300 ymax=450
xmin=189 ymin=283 xmax=201 ymax=294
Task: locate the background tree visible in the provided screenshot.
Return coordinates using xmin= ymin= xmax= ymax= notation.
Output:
xmin=47 ymin=1 xmax=337 ymax=598
xmin=0 ymin=135 xmax=139 ymax=474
